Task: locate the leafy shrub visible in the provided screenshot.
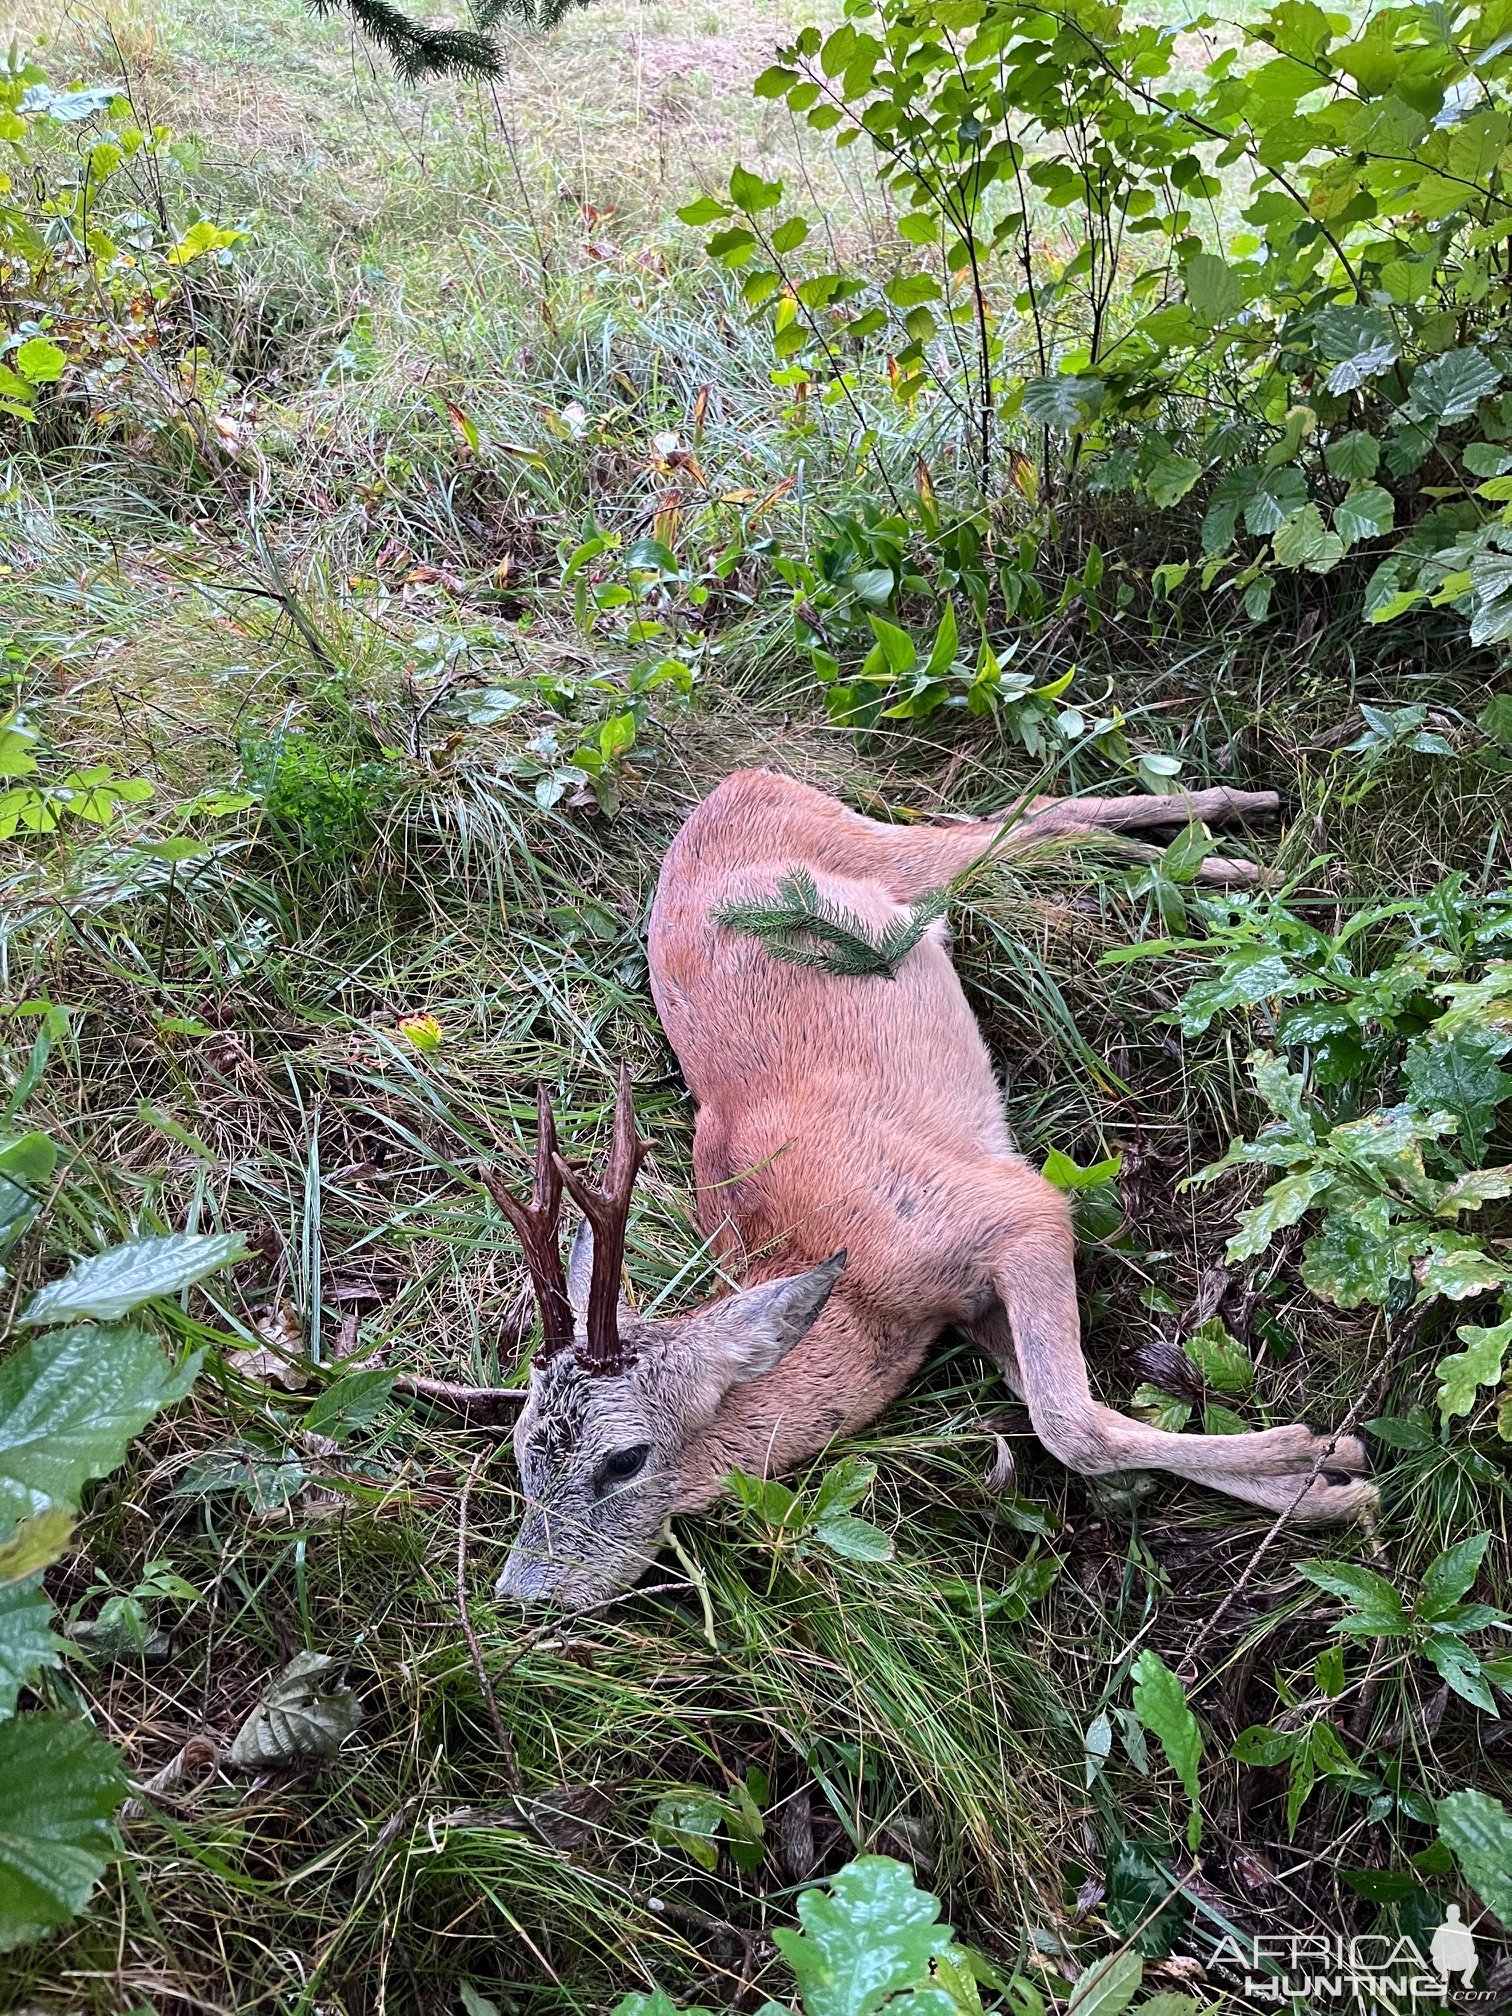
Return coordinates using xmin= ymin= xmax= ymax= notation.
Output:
xmin=689 ymin=0 xmax=1512 ymax=645
xmin=1 ymin=54 xmax=243 ymax=436
xmin=1111 ymin=874 xmax=1512 ymax=1426
xmin=0 ymin=1014 xmax=243 ymax=1950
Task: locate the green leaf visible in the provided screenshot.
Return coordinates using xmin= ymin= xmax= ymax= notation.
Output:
xmin=1323 ymin=432 xmax=1380 ymax=480
xmin=1183 ymin=252 xmax=1242 ymax=324
xmin=0 ymin=1323 xmax=199 ymax=1531
xmin=1226 ymin=1168 xmax=1331 ymax=1263
xmin=678 ymin=195 xmax=729 ymax=227
xmin=1021 ymin=374 xmax=1103 ymax=429
xmin=1437 ymin=1788 xmax=1512 ymax=1922
xmin=20 ymin=1231 xmax=247 ymax=1327
xmin=1419 ymin=1533 xmax=1490 ymax=1620
xmin=1131 ymin=1651 xmax=1202 ymax=1850
xmin=866 ymin=613 xmax=916 ymax=678
xmin=1146 ymin=451 xmax=1202 ymax=508
xmin=1273 ymin=503 xmax=1344 ymax=572
xmin=1299 ymin=1560 xmax=1408 ymax=1635
xmin=1182 ymin=1318 xmax=1252 ymax=1393
xmin=0 ymin=1577 xmax=65 ymax=1715
xmin=812 ymin=1513 xmax=893 ymax=1562
xmin=1436 ymin=1317 xmax=1512 ymax=1422
xmin=773 ymin=1856 xmax=951 ymax=2016
xmin=0 ymin=1508 xmax=73 ymax=1585
xmin=1333 ymin=483 xmax=1394 ymax=549
xmin=811 ymin=1456 xmax=877 ymax=1519
xmin=0 ymin=1133 xmax=57 ymax=1262
xmin=1411 ymin=347 xmax=1502 ymax=421
xmin=0 ymin=1713 xmax=126 ymax=1951
xmin=730 ymin=164 xmax=783 ymax=213
xmin=1404 ymin=1027 xmax=1512 ymax=1158
xmin=14 ymin=338 xmax=66 ymax=386
xmin=1067 ymin=1949 xmax=1143 ymax=2016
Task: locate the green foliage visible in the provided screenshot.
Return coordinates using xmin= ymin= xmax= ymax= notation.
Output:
xmin=693 ymin=0 xmax=1512 ymax=646
xmin=1436 ymin=1788 xmax=1512 ymax=1922
xmin=715 ymin=870 xmax=948 ymax=980
xmin=0 ymin=716 xmax=154 ymax=842
xmin=1117 ymin=875 xmax=1512 ymax=1425
xmin=0 ymin=1056 xmax=239 ymax=1949
xmin=1130 ymin=1652 xmax=1203 ymax=1854
xmin=310 ymin=0 xmax=593 ymax=81
xmin=1300 ymin=1533 xmax=1508 ymax=1714
xmin=614 ymin=1854 xmax=1179 ymax=2016
xmin=728 ymin=1456 xmax=896 ymax=1564
xmin=0 ymin=61 xmax=243 ymax=435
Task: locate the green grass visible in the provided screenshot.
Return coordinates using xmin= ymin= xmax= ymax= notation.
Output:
xmin=2 ymin=0 xmax=1510 ymax=2010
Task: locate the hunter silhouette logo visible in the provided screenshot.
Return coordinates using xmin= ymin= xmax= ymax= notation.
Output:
xmin=1211 ymin=1916 xmax=1492 ymax=2001
xmin=1430 ymin=1906 xmax=1478 ymax=1989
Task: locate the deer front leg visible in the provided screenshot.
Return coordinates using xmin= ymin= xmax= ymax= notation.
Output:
xmin=985 ymin=1187 xmax=1375 ymax=1523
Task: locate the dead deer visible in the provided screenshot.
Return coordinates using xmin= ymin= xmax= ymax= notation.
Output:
xmin=493 ymin=769 xmax=1375 ymax=1608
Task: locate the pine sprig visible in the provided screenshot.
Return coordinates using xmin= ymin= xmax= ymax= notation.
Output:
xmin=715 ymin=870 xmax=949 ymax=979
xmin=311 ymin=0 xmax=594 ymax=81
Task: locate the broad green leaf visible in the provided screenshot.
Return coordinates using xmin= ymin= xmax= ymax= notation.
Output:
xmin=1405 ymin=1027 xmax=1512 ymax=1158
xmin=773 ymin=1856 xmax=951 ymax=2016
xmin=1437 ymin=1788 xmax=1512 ymax=1922
xmin=0 ymin=1133 xmax=56 ymax=1262
xmin=1182 ymin=1318 xmax=1251 ymax=1393
xmin=1323 ymin=431 xmax=1380 ymax=480
xmin=1226 ymin=1167 xmax=1331 ymax=1262
xmin=1437 ymin=1167 xmax=1512 ymax=1214
xmin=1145 ymin=451 xmax=1202 ymax=508
xmin=1131 ymin=1651 xmax=1202 ymax=1850
xmin=811 ymin=1456 xmax=878 ymax=1519
xmin=1418 ymin=1243 xmax=1508 ymax=1300
xmin=1333 ymin=483 xmax=1394 ymax=549
xmin=0 ymin=1324 xmax=199 ymax=1530
xmin=20 ymin=1230 xmax=247 ymax=1327
xmin=1067 ymin=1949 xmax=1143 ymax=2016
xmin=1436 ymin=1317 xmax=1512 ymax=1422
xmin=0 ymin=1713 xmax=125 ymax=1951
xmin=1021 ymin=374 xmax=1103 ymax=429
xmin=730 ymin=164 xmax=782 ymax=213
xmin=812 ymin=1513 xmax=893 ymax=1562
xmin=1424 ymin=1635 xmax=1497 ymax=1714
xmin=1183 ymin=252 xmax=1242 ymax=324
xmin=0 ymin=1577 xmax=64 ymax=1715
xmin=0 ymin=1509 xmax=73 ymax=1585
xmin=1299 ymin=1560 xmax=1408 ymax=1634
xmin=1301 ymin=1215 xmax=1422 ymax=1309
xmin=14 ymin=338 xmax=66 ymax=386
xmin=1411 ymin=347 xmax=1502 ymax=421
xmin=1273 ymin=503 xmax=1343 ymax=572
xmin=1419 ymin=1533 xmax=1491 ymax=1620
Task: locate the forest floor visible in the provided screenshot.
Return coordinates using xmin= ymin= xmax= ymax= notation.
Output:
xmin=1 ymin=0 xmax=1509 ymax=2012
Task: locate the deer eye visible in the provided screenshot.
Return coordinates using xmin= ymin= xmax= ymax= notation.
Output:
xmin=595 ymin=1443 xmax=650 ymax=1492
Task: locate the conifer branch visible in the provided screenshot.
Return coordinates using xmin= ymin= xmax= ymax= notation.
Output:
xmin=311 ymin=0 xmax=593 ymax=82
xmin=714 ymin=870 xmax=949 ymax=980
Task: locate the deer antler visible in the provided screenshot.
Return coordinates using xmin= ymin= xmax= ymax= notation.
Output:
xmin=553 ymin=1062 xmax=647 ymax=1376
xmin=482 ymin=1083 xmax=574 ymax=1361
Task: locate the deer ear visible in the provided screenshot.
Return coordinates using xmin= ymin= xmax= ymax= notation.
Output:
xmin=566 ymin=1219 xmax=635 ymax=1329
xmin=690 ymin=1251 xmax=846 ymax=1387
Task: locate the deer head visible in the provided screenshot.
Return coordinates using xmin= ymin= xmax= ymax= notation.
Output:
xmin=489 ymin=1067 xmax=845 ymax=1610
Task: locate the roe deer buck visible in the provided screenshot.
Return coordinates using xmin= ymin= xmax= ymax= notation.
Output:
xmin=493 ymin=769 xmax=1375 ymax=1608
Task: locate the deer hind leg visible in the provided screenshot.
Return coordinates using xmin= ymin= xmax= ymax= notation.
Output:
xmin=976 ymin=1176 xmax=1375 ymax=1523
